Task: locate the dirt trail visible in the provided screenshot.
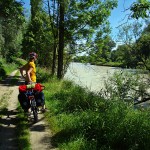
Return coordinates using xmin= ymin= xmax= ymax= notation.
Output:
xmin=0 ymin=71 xmax=58 ymax=150
xmin=29 ymin=113 xmax=54 ymax=150
xmin=0 ymin=70 xmax=18 ymax=150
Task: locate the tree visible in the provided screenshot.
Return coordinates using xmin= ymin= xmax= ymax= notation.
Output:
xmin=135 ymin=33 xmax=150 ymax=70
xmin=42 ymin=0 xmax=118 ymax=78
xmin=117 ymin=22 xmax=143 ymax=46
xmin=89 ymin=34 xmax=116 ymax=64
xmin=115 ymin=22 xmax=143 ymax=67
xmin=22 ymin=0 xmax=53 ymax=67
xmin=130 ymin=0 xmax=150 ymax=19
xmin=112 ymin=21 xmax=150 ymax=69
xmin=45 ymin=0 xmax=59 ymax=75
xmin=114 ymin=44 xmax=138 ymax=68
xmin=0 ymin=0 xmax=25 ymax=62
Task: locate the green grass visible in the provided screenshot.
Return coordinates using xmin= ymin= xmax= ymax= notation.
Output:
xmin=16 ymin=107 xmax=31 ymax=150
xmin=43 ymin=76 xmax=150 ymax=150
xmin=0 ymin=57 xmax=22 ymax=80
xmin=3 ymin=62 xmax=18 ymax=74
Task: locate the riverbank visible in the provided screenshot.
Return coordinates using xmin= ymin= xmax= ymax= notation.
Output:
xmin=43 ymin=76 xmax=150 ymax=150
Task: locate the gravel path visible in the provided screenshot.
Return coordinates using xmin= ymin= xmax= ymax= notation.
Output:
xmin=0 ymin=71 xmax=58 ymax=150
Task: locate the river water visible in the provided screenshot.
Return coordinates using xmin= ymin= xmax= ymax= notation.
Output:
xmin=64 ymin=62 xmax=150 ymax=108
xmin=64 ymin=62 xmax=121 ymax=92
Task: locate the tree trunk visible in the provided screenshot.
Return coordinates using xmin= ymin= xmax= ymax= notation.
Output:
xmin=52 ymin=41 xmax=57 ymax=75
xmin=47 ymin=0 xmax=58 ymax=75
xmin=57 ymin=0 xmax=64 ymax=79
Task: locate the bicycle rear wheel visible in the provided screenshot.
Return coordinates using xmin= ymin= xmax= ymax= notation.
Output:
xmin=33 ymin=108 xmax=38 ymax=122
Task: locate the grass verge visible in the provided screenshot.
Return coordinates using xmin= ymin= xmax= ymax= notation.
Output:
xmin=16 ymin=107 xmax=31 ymax=150
xmin=42 ymin=77 xmax=150 ymax=150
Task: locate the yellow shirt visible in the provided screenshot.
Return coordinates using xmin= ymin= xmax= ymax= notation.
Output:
xmin=25 ymin=61 xmax=36 ymax=82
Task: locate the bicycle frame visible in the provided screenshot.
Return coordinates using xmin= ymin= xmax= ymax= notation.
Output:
xmin=27 ymin=91 xmax=38 ymax=122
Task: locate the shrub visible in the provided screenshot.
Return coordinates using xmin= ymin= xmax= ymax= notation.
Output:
xmin=102 ymin=70 xmax=149 ymax=103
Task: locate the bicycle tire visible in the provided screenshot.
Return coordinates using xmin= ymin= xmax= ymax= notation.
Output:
xmin=33 ymin=108 xmax=38 ymax=122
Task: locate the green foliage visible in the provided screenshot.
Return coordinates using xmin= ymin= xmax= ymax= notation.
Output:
xmin=130 ymin=0 xmax=150 ymax=19
xmin=135 ymin=33 xmax=150 ymax=71
xmin=110 ymin=21 xmax=150 ymax=69
xmin=75 ymin=21 xmax=150 ymax=69
xmin=51 ymin=81 xmax=107 ymax=113
xmin=101 ymin=61 xmax=123 ymax=67
xmin=0 ymin=0 xmax=25 ymax=24
xmin=21 ymin=7 xmax=53 ymax=67
xmin=42 ymin=73 xmax=150 ymax=150
xmin=13 ymin=58 xmax=27 ymax=66
xmin=3 ymin=62 xmax=18 ymax=75
xmin=36 ymin=66 xmax=53 ymax=83
xmin=0 ymin=0 xmax=25 ymax=62
xmin=92 ymin=34 xmax=116 ymax=62
xmin=102 ymin=70 xmax=144 ymax=101
xmin=16 ymin=107 xmax=31 ymax=150
xmin=64 ymin=0 xmax=117 ymax=67
xmin=0 ymin=57 xmax=19 ymax=80
xmin=20 ymin=0 xmax=118 ymax=77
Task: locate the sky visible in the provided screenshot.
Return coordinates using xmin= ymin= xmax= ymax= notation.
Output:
xmin=21 ymin=0 xmax=137 ymax=43
xmin=109 ymin=0 xmax=137 ymax=41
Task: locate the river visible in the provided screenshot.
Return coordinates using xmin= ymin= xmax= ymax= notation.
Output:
xmin=64 ymin=62 xmax=121 ymax=92
xmin=64 ymin=62 xmax=150 ymax=108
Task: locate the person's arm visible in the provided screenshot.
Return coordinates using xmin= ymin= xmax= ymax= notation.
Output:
xmin=19 ymin=65 xmax=26 ymax=79
xmin=26 ymin=67 xmax=33 ymax=82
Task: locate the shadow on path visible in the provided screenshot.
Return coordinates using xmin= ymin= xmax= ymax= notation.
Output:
xmin=0 ymin=70 xmax=19 ymax=150
xmin=0 ymin=108 xmax=18 ymax=150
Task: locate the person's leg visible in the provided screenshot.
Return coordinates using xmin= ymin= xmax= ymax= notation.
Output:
xmin=40 ymin=91 xmax=45 ymax=109
xmin=35 ymin=91 xmax=45 ymax=111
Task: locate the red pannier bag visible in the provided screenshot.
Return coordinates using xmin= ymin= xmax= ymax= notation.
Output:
xmin=19 ymin=85 xmax=27 ymax=93
xmin=33 ymin=83 xmax=45 ymax=92
xmin=19 ymin=83 xmax=45 ymax=93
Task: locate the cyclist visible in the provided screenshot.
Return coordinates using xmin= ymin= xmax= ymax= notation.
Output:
xmin=20 ymin=52 xmax=37 ymax=85
xmin=18 ymin=52 xmax=46 ymax=112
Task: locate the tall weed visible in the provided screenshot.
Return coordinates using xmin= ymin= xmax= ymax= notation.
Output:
xmin=102 ymin=70 xmax=150 ymax=102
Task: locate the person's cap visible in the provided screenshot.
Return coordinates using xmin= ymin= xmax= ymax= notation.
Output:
xmin=29 ymin=52 xmax=38 ymax=59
